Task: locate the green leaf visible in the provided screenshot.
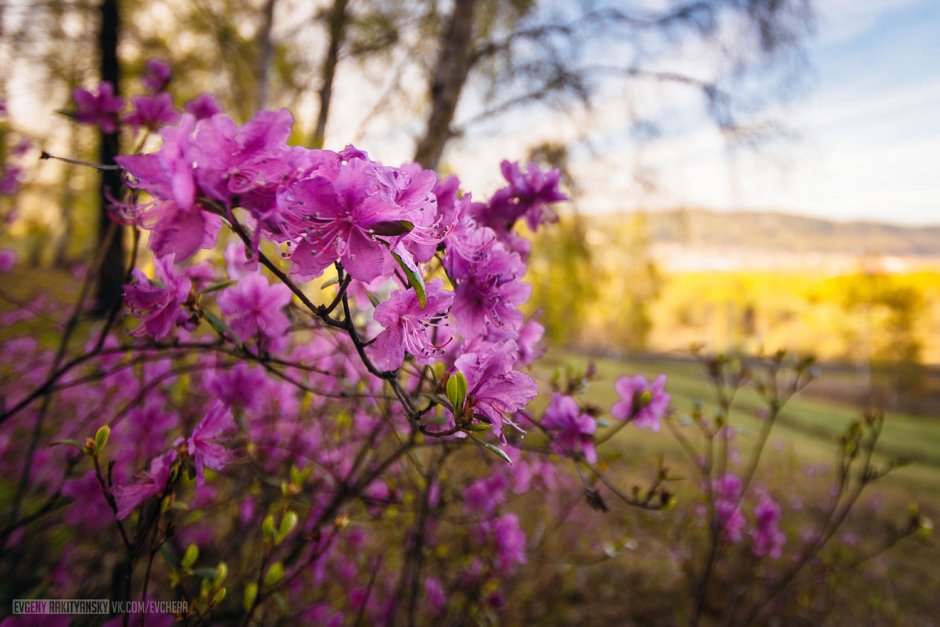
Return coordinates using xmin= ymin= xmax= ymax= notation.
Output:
xmin=370 ymin=220 xmax=415 ymax=236
xmin=211 ymin=587 xmax=227 ymax=606
xmin=181 ymin=544 xmax=199 ymax=570
xmin=275 ymin=511 xmax=298 ymax=545
xmin=917 ymin=517 xmax=933 ymax=540
xmin=390 ymin=250 xmax=426 ymax=309
xmin=50 ymin=439 xmax=85 ymax=452
xmin=204 ymin=311 xmax=233 ymax=338
xmin=446 ymin=371 xmax=468 ymax=413
xmin=94 ymin=425 xmax=110 ymax=453
xmin=243 ymin=583 xmax=258 ymax=611
xmin=470 ymin=436 xmax=513 ymax=465
xmin=262 ymin=514 xmax=276 ymax=542
xmin=200 ymin=280 xmax=237 ymax=295
xmin=264 ymin=561 xmax=284 ymax=586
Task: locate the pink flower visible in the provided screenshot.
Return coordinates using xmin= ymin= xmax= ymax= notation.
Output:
xmin=0 ymin=165 xmax=23 ymax=196
xmin=62 ymin=470 xmax=113 ymax=531
xmin=473 ymin=160 xmax=568 ymax=233
xmin=424 ymin=578 xmax=446 ymax=612
xmin=753 ymin=494 xmax=786 ymax=558
xmin=280 ymin=158 xmax=423 ymax=282
xmin=516 ymin=315 xmax=545 ymax=365
xmin=122 ymin=255 xmax=191 ymax=339
xmin=369 ymin=279 xmax=453 ymax=371
xmin=122 ymin=398 xmax=178 ymax=461
xmin=217 ymin=272 xmax=292 ymax=348
xmin=0 ymin=249 xmax=17 ymax=273
xmin=142 ymin=58 xmax=172 ymax=94
xmin=453 ymin=340 xmax=538 ymax=441
xmin=187 ymin=401 xmax=236 ymax=484
xmin=223 ymin=240 xmax=257 ymax=279
xmin=713 ymin=473 xmax=747 ymax=542
xmin=72 ymin=82 xmax=124 ymax=133
xmin=117 ymin=115 xmax=222 ymax=259
xmin=541 ymin=393 xmax=597 ymax=463
xmin=113 ymin=450 xmax=177 ymax=520
xmin=476 ymin=513 xmax=527 ymax=574
xmin=204 ymin=362 xmax=270 ymax=414
xmin=184 ymin=93 xmax=222 ymax=120
xmin=450 ymin=245 xmax=531 ymax=341
xmin=611 ymin=374 xmax=670 ymax=431
xmin=463 ymin=473 xmax=508 ymax=517
xmin=124 ymin=93 xmax=180 ymax=130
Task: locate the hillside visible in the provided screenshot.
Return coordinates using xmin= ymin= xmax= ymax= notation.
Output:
xmin=589 ymin=209 xmax=940 ymax=258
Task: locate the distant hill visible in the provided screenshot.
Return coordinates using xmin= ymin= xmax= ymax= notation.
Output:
xmin=588 ymin=209 xmax=940 ymax=258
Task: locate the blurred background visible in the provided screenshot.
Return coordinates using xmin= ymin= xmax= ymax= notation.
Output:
xmin=0 ymin=0 xmax=938 ymax=418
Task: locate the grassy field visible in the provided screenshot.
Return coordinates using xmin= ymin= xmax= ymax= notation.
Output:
xmin=538 ymin=349 xmax=940 ymax=507
xmin=525 ymin=349 xmax=940 ymax=624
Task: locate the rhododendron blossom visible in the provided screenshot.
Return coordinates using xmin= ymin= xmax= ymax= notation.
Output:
xmin=541 ymin=393 xmax=598 ymax=463
xmin=112 ymin=450 xmax=177 ymax=520
xmin=611 ymin=373 xmax=671 ymax=430
xmin=369 ymin=279 xmax=453 ymax=371
xmin=0 ymin=70 xmax=810 ymax=626
xmin=216 ymin=272 xmax=292 ymax=347
xmin=753 ymin=493 xmax=786 ymax=558
xmin=122 ymin=255 xmax=191 ymax=339
xmin=124 ymin=93 xmax=180 ymax=130
xmin=72 ymin=81 xmax=124 ymax=133
xmin=184 ymin=93 xmax=223 ymax=120
xmin=186 ymin=401 xmax=236 ymax=484
xmin=454 ymin=341 xmax=538 ymax=440
xmin=713 ymin=473 xmax=747 ymax=542
xmin=142 ymin=58 xmax=172 ymax=94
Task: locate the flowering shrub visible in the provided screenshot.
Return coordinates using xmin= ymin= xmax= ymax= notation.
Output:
xmin=0 ymin=63 xmax=680 ymax=625
xmin=0 ymin=60 xmax=929 ymax=626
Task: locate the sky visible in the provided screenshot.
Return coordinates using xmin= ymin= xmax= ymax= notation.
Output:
xmin=442 ymin=0 xmax=940 ymax=226
xmin=715 ymin=0 xmax=940 ymax=225
xmin=6 ymin=0 xmax=938 ymax=227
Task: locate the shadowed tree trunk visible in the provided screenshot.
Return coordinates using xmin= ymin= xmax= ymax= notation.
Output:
xmin=93 ymin=0 xmax=125 ymax=315
xmin=255 ymin=0 xmax=278 ymax=112
xmin=53 ymin=128 xmax=77 ymax=268
xmin=311 ymin=0 xmax=350 ymax=149
xmin=413 ymin=0 xmax=477 ymax=169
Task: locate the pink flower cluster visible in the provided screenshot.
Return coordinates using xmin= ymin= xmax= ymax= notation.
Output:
xmin=0 ymin=63 xmax=687 ymax=624
xmin=112 ymin=96 xmax=572 ymax=442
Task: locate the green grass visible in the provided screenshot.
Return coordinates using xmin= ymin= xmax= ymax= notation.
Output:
xmin=537 ymin=349 xmax=940 ymax=507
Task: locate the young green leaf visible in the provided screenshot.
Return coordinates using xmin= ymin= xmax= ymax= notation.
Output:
xmin=243 ymin=583 xmax=258 ymax=611
xmin=470 ymin=435 xmax=513 ymax=465
xmin=204 ymin=311 xmax=233 ymax=338
xmin=446 ymin=371 xmax=468 ymax=412
xmin=94 ymin=425 xmax=110 ymax=453
xmin=181 ymin=544 xmax=199 ymax=570
xmin=200 ymin=280 xmax=237 ymax=296
xmin=390 ymin=250 xmax=426 ymax=308
xmin=370 ymin=220 xmax=415 ymax=236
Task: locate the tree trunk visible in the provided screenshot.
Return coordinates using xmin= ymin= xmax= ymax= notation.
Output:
xmin=255 ymin=0 xmax=277 ymax=112
xmin=413 ymin=0 xmax=477 ymax=169
xmin=93 ymin=0 xmax=125 ymax=316
xmin=311 ymin=0 xmax=350 ymax=149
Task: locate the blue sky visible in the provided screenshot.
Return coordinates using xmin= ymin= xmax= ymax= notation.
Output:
xmin=764 ymin=0 xmax=940 ymax=224
xmin=14 ymin=0 xmax=932 ymax=227
xmin=443 ymin=0 xmax=940 ymax=226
